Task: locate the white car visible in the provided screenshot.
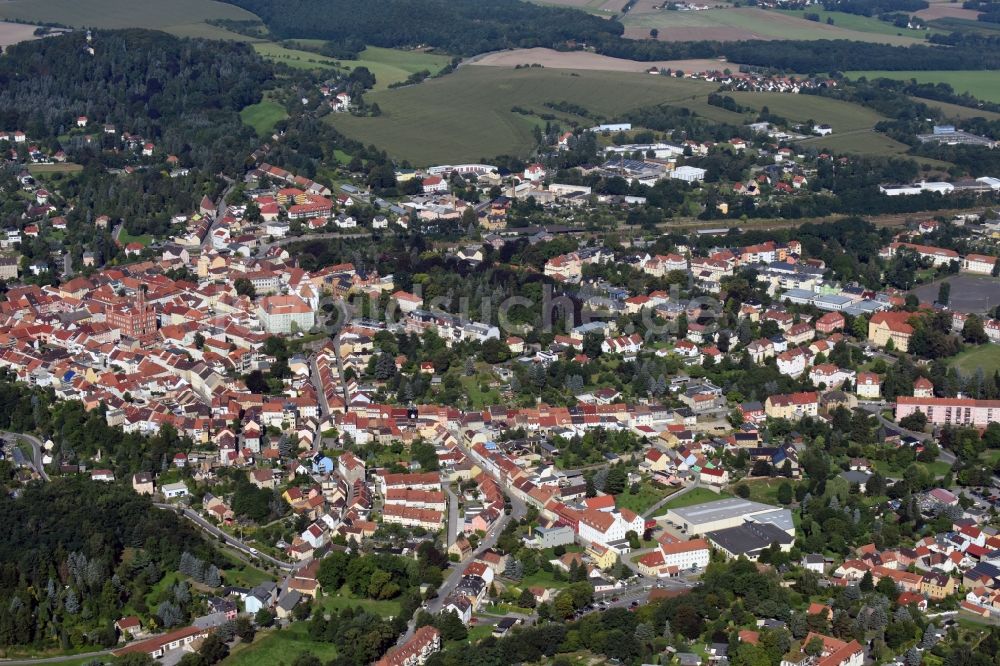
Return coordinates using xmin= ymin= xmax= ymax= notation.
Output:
xmin=249 ymin=547 xmax=259 ymax=556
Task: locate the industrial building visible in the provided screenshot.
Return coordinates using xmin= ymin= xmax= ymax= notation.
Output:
xmin=664 ymin=498 xmax=788 ymax=535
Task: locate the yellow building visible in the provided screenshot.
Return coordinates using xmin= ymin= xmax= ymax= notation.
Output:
xmin=586 ymin=543 xmax=619 ymax=570
xmin=867 ymin=311 xmax=914 ymax=352
xmin=921 ymin=573 xmax=956 ymax=600
xmin=764 ymin=391 xmax=819 ymax=420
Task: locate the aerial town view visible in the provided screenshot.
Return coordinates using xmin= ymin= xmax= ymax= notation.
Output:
xmin=0 ymin=1 xmax=998 ymax=666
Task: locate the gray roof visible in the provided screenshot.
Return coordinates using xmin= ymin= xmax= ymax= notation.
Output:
xmin=277 ymin=590 xmax=302 ymax=611
xmin=749 ymin=508 xmax=795 ymax=534
xmin=668 ymin=497 xmax=777 ymax=526
xmin=706 ymin=521 xmax=794 ymax=557
xmin=840 ymin=470 xmax=872 ymax=486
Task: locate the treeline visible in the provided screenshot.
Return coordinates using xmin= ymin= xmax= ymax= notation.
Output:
xmin=821 ymin=0 xmax=928 ymax=16
xmin=218 ymin=0 xmax=623 ymax=56
xmin=217 ymin=0 xmax=1000 ymax=70
xmin=0 ymin=477 xmax=213 ymax=649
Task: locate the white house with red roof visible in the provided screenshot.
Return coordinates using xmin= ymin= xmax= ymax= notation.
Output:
xmin=421 ymin=175 xmax=448 ymax=194
xmin=523 ymin=163 xmax=546 ymax=182
xmin=855 ymin=372 xmax=881 ymax=399
xmin=637 ymin=538 xmax=710 ymax=577
xmin=576 ymin=507 xmax=644 ymax=549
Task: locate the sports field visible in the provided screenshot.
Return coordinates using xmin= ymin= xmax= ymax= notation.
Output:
xmin=240 ymin=99 xmax=287 ymax=137
xmin=0 ymin=0 xmax=260 ymax=40
xmin=327 ymin=66 xmax=721 ymax=164
xmin=621 ymin=5 xmax=926 ymax=44
xmin=950 ymin=345 xmax=1000 ymax=377
xmin=27 ymin=163 xmax=84 ymax=175
xmin=847 ymin=71 xmax=1000 ymax=103
xmin=910 ymin=274 xmax=1000 ymax=314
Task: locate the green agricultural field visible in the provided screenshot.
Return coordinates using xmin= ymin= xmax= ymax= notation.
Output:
xmin=950 ymin=344 xmax=1000 ymax=377
xmin=729 ymin=92 xmax=887 ymax=132
xmin=253 ymin=42 xmax=342 ymax=71
xmin=910 ymin=97 xmax=1000 ymax=121
xmin=327 ymin=66 xmax=719 ymax=164
xmin=846 ymin=71 xmax=1000 ymax=103
xmin=797 ymin=129 xmax=948 ymax=164
xmin=777 ymin=9 xmax=939 ymax=38
xmin=240 ymin=99 xmax=287 ymax=137
xmin=621 ymin=6 xmax=925 ymax=44
xmin=222 ymin=623 xmax=337 ymax=666
xmin=928 ymin=16 xmax=1000 ymax=36
xmin=0 ymin=0 xmax=260 ymax=40
xmin=352 ymin=46 xmax=453 ymax=90
xmin=255 ymin=43 xmax=451 ymax=90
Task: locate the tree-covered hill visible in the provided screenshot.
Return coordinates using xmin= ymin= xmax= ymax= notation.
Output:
xmin=0 ymin=477 xmax=213 ymax=648
xmin=0 ymin=29 xmax=271 ymax=173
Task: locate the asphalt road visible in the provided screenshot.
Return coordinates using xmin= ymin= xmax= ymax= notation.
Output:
xmin=154 ymin=503 xmax=298 ymax=572
xmin=446 ymin=485 xmax=460 ymax=547
xmin=2 ymin=430 xmax=50 ymax=482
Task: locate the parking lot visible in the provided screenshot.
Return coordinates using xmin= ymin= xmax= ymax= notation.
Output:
xmin=909 ymin=274 xmax=1000 ymax=314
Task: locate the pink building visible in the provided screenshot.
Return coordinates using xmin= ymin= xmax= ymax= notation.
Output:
xmin=895 ymin=396 xmax=1000 ymax=427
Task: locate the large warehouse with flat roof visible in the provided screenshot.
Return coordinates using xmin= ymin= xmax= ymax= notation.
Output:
xmin=664 ymin=498 xmax=786 ymax=535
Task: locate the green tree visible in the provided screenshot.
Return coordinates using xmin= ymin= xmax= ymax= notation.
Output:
xmin=938 ymin=281 xmax=950 ymax=306
xmin=199 ymin=634 xmax=229 ymax=664
xmin=777 ymin=482 xmax=793 ymax=505
xmin=234 ymin=278 xmax=256 ymax=299
xmin=435 ymin=611 xmax=468 ymax=641
xmin=804 ymin=637 xmax=824 ymax=657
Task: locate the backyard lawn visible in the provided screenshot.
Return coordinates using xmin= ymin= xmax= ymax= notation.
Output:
xmin=614 ymin=481 xmax=677 ymax=514
xmin=872 ymin=459 xmax=952 ymax=479
xmin=220 ymin=550 xmax=273 ymax=588
xmin=950 ymin=344 xmax=1000 ymax=377
xmin=318 ymin=587 xmax=402 ymax=618
xmin=222 ymin=622 xmax=337 ymax=665
xmin=739 ymin=478 xmax=793 ymax=504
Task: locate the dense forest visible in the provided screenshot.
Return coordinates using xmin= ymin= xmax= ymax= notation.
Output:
xmin=219 ymin=0 xmax=623 ymax=56
xmin=0 ymin=478 xmax=213 ymax=649
xmin=0 ymin=30 xmax=269 ymax=172
xmin=220 ymin=0 xmax=1000 ymax=70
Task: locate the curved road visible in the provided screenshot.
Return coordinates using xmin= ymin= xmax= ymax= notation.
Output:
xmin=2 ymin=430 xmax=50 ymax=482
xmin=154 ymin=504 xmax=298 ymax=572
